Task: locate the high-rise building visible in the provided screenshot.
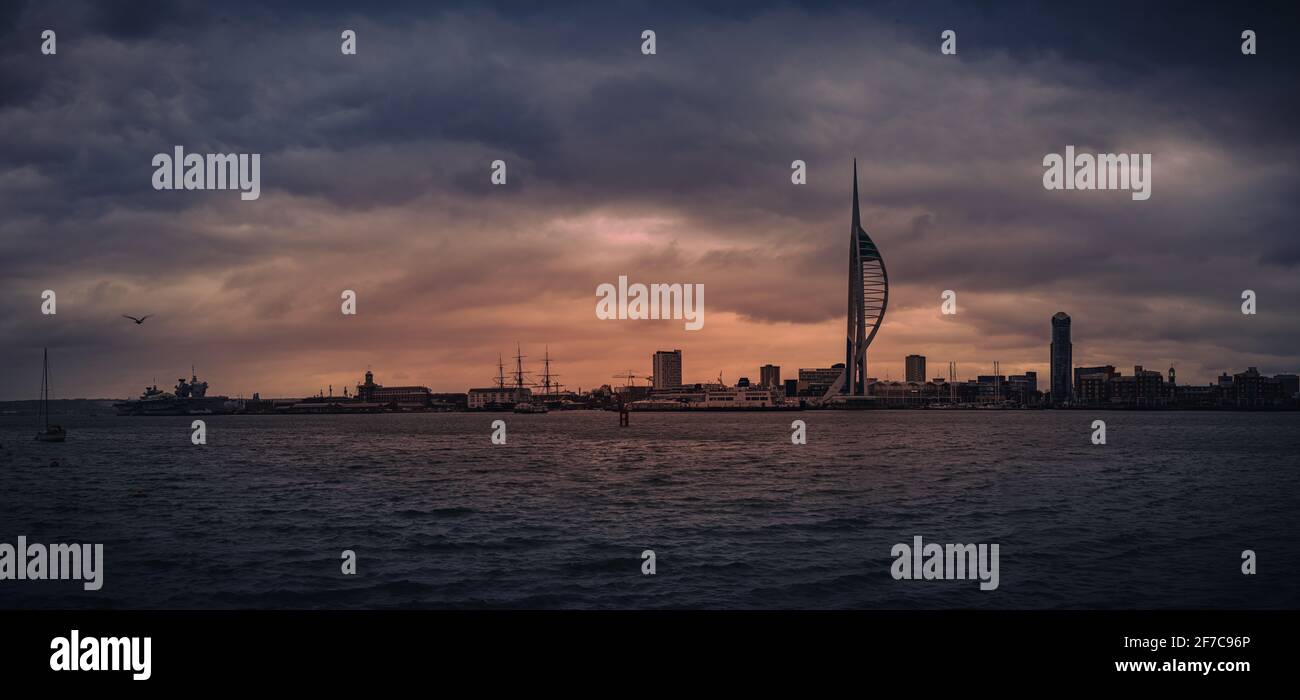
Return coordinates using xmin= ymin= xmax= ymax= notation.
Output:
xmin=760 ymin=364 xmax=781 ymax=388
xmin=839 ymin=160 xmax=889 ymax=397
xmin=905 ymin=355 xmax=926 ymax=383
xmin=1050 ymin=312 xmax=1072 ymax=405
xmin=652 ymin=350 xmax=682 ymax=389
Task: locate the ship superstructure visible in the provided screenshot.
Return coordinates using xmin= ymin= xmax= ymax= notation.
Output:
xmin=115 ymin=368 xmax=238 ymax=415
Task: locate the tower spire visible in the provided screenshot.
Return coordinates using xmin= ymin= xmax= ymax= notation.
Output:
xmin=832 ymin=158 xmax=888 ymax=400
xmin=852 ymin=158 xmax=860 ymax=228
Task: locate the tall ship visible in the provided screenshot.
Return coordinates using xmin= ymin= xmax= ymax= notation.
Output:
xmin=468 ymin=345 xmax=579 ymax=411
xmin=114 ymin=368 xmax=241 ymax=416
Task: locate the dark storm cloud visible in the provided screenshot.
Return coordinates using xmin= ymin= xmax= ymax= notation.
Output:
xmin=2 ymin=0 xmax=1299 ymax=398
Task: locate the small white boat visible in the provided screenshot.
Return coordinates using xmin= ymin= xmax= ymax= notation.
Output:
xmin=35 ymin=348 xmax=66 ymax=442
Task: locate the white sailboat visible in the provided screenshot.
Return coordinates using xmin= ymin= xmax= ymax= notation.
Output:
xmin=35 ymin=348 xmax=66 ymax=442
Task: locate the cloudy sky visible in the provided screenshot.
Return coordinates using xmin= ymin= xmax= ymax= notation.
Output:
xmin=2 ymin=0 xmax=1298 ymax=399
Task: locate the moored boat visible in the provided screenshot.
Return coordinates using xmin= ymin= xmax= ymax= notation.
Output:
xmin=35 ymin=348 xmax=66 ymax=442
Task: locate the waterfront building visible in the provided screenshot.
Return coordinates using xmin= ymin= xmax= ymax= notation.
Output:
xmin=955 ymin=380 xmax=983 ymax=404
xmin=760 ymin=364 xmax=781 ymax=388
xmin=1276 ymin=374 xmax=1299 ymax=399
xmin=976 ymin=371 xmax=1040 ymax=406
xmin=355 ymin=370 xmax=432 ymax=406
xmin=1061 ymin=366 xmax=1299 ymax=409
xmin=1008 ymin=371 xmax=1038 ymax=398
xmin=799 ymin=366 xmax=844 ymax=397
xmin=468 ymin=386 xmax=531 ymax=410
xmin=867 ymin=380 xmax=929 ymax=406
xmin=976 ymin=375 xmax=1006 ymax=403
xmin=1229 ymin=367 xmax=1286 ymax=407
xmin=1074 ymin=365 xmax=1117 ymax=396
xmin=1077 ymin=372 xmax=1112 ymax=405
xmin=1050 ymin=312 xmax=1073 ymax=404
xmin=1133 ymin=365 xmax=1166 ymax=405
xmin=1173 ymin=384 xmax=1219 ymax=408
xmin=905 ymin=355 xmax=926 ymax=383
xmin=1072 ymin=366 xmax=1164 ymax=406
xmin=653 ymin=350 xmax=683 ymax=389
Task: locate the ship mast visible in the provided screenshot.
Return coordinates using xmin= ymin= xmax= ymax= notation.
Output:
xmin=513 ymin=343 xmax=528 ymax=402
xmin=538 ymin=346 xmax=561 ymax=396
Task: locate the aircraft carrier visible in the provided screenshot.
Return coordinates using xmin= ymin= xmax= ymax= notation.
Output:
xmin=114 ymin=370 xmax=241 ymax=416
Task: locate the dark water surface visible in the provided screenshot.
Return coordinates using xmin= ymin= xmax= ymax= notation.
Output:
xmin=1 ymin=411 xmax=1297 ymax=609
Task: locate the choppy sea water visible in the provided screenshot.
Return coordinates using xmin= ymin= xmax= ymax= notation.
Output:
xmin=0 ymin=411 xmax=1296 ymax=609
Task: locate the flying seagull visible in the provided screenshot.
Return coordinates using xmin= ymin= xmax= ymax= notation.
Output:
xmin=122 ymin=314 xmax=152 ymax=325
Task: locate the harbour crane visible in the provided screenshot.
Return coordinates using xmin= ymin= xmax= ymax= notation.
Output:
xmin=612 ymin=371 xmax=652 ymax=387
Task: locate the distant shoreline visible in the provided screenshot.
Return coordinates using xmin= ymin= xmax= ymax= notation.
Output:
xmin=1 ymin=400 xmax=1297 ymax=416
